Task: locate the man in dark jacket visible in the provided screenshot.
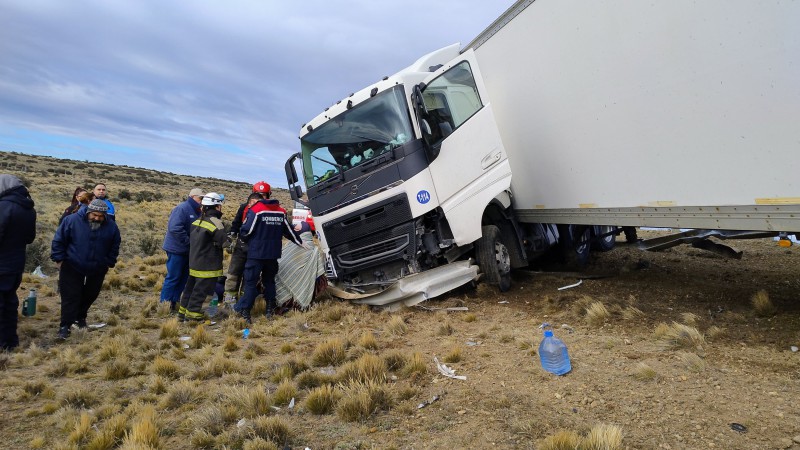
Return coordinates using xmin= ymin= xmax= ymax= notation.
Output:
xmin=233 ymin=185 xmax=305 ymax=322
xmin=0 ymin=174 xmax=37 ymax=351
xmin=160 ymin=188 xmax=204 ymax=312
xmin=224 ymin=181 xmax=270 ymax=304
xmin=51 ymin=199 xmax=121 ymax=339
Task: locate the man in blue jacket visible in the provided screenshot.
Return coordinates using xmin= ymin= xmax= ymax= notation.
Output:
xmin=233 ymin=185 xmax=305 ymax=322
xmin=0 ymin=174 xmax=36 ymax=351
xmin=160 ymin=188 xmax=204 ymax=312
xmin=51 ymin=199 xmax=121 ymax=339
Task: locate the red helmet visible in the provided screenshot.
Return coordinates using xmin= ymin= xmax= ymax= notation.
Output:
xmin=253 ymin=181 xmax=270 ymax=194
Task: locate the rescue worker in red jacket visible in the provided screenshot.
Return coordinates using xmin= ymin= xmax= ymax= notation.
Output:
xmin=223 ymin=181 xmax=270 ymax=304
xmin=233 ymin=183 xmax=305 ymax=322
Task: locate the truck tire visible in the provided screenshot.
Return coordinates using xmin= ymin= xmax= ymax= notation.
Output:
xmin=558 ymin=224 xmax=591 ymax=268
xmin=592 ymin=225 xmax=617 ymax=252
xmin=476 ymin=225 xmax=512 ymax=292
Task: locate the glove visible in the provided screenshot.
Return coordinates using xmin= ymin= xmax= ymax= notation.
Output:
xmin=300 ymin=242 xmax=312 ymax=250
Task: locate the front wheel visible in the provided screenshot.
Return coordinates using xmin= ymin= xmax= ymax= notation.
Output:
xmin=557 ymin=224 xmax=591 ymax=268
xmin=475 ymin=225 xmax=512 ymax=292
xmin=592 ymin=225 xmax=617 ymax=252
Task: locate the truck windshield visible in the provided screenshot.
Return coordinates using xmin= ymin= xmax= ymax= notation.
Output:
xmin=300 ymin=86 xmax=413 ymax=187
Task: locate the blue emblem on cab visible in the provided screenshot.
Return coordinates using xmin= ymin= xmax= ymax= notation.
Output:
xmin=416 ymin=190 xmax=431 ymax=204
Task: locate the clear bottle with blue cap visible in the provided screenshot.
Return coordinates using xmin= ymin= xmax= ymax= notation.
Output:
xmin=538 ymin=324 xmax=571 ymax=375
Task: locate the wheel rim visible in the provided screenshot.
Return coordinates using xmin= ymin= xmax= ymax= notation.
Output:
xmin=599 ymin=225 xmax=614 ymax=245
xmin=574 ymin=226 xmax=590 ymax=255
xmin=495 ymin=241 xmax=511 ymax=274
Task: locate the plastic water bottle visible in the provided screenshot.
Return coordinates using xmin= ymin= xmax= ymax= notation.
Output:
xmin=242 ymin=328 xmax=250 ymax=340
xmin=21 ymin=289 xmax=37 ymax=317
xmin=207 ymin=294 xmax=219 ymax=317
xmin=538 ymin=329 xmax=571 ymax=375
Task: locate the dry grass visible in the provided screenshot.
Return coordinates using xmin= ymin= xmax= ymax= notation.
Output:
xmin=631 ymin=363 xmax=658 ymax=381
xmin=585 ymin=301 xmax=610 ymax=327
xmin=248 ymin=416 xmax=292 ymax=446
xmin=337 ymin=353 xmax=387 ymax=384
xmin=336 ymin=381 xmax=392 ymax=422
xmin=462 ymin=313 xmax=477 ymax=323
xmin=751 ymin=290 xmax=776 ymax=316
xmin=223 ymin=384 xmax=272 ymax=418
xmin=152 ymin=356 xmax=180 ymax=379
xmin=357 ymin=330 xmax=378 ymax=350
xmin=159 ymin=318 xmax=180 ymax=339
xmin=191 ymin=324 xmax=213 ymax=348
xmin=385 ymin=315 xmax=408 ymax=335
xmin=104 ymin=357 xmax=132 ymax=380
xmin=272 ymin=380 xmax=297 ymax=406
xmin=304 ymin=385 xmax=340 ymax=415
xmin=402 ymin=352 xmax=427 ymax=378
xmin=122 ymin=405 xmax=160 ymax=448
xmin=678 ymin=352 xmax=706 ymax=372
xmin=656 ymin=322 xmax=705 ymax=350
xmin=539 ymin=424 xmax=623 ymax=450
xmin=539 ymin=430 xmax=581 ymax=450
xmin=706 ymin=325 xmax=726 ymax=340
xmin=311 ymin=338 xmax=347 ymax=367
xmin=436 ymin=322 xmax=454 ymax=336
xmin=680 ymin=312 xmax=699 ymax=326
xmin=442 ymin=346 xmax=462 ymax=364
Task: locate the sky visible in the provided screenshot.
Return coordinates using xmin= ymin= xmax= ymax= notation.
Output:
xmin=0 ymin=0 xmax=515 ymax=187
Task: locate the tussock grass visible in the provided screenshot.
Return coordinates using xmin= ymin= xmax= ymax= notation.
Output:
xmin=189 ymin=405 xmax=237 ymax=436
xmin=442 ymin=347 xmax=462 ymax=364
xmin=622 ymin=306 xmax=645 ymax=321
xmin=584 ymin=423 xmax=623 ymax=449
xmin=160 ymin=380 xmax=203 ymax=410
xmin=272 ymin=380 xmax=297 ymax=406
xmin=121 ymin=405 xmax=159 ymax=448
xmin=224 ymin=335 xmax=240 ymax=352
xmin=68 ymin=412 xmax=94 ymax=445
xmin=159 ymin=318 xmax=180 ymax=339
xmin=402 ymin=352 xmax=427 ymax=378
xmin=86 ymin=413 xmax=128 ymax=450
xmin=195 ymin=354 xmax=239 ymax=379
xmin=311 ymin=338 xmax=346 ymax=367
xmin=681 ymin=312 xmax=699 ymax=326
xmin=383 ymin=351 xmax=407 ymax=372
xmin=61 ymin=388 xmax=99 ymax=409
xmin=462 ymin=313 xmax=477 ymax=323
xmin=631 ymin=362 xmax=658 ymax=381
xmin=585 ymin=301 xmax=610 ymax=327
xmin=706 ymin=325 xmax=726 ymax=340
xmin=152 ymin=356 xmax=180 ymax=379
xmin=336 ymin=353 xmax=387 ymax=384
xmin=539 ymin=430 xmax=581 ymax=450
xmin=222 ymin=384 xmax=272 ymax=418
xmin=436 ymin=322 xmax=454 ymax=336
xmin=104 ymin=357 xmax=132 ymax=380
xmin=336 ymin=381 xmax=392 ymax=422
xmin=189 ymin=429 xmax=216 ymax=449
xmin=357 ymin=330 xmax=378 ymax=350
xmin=679 ymin=352 xmax=706 ymax=372
xmin=28 ymin=437 xmax=46 ymax=449
xmin=270 ymin=365 xmax=294 ymax=383
xmin=656 ymin=322 xmax=705 ymax=350
xmin=191 ymin=324 xmax=213 ymax=348
xmin=49 ymin=348 xmax=89 ymax=377
xmin=296 ymin=370 xmax=335 ymax=390
xmin=249 ymin=416 xmax=292 ymax=446
xmin=19 ymin=380 xmax=55 ymax=400
xmin=243 ymin=437 xmax=279 ymax=450
xmin=385 ymin=315 xmax=408 ymax=335
xmin=751 ymin=290 xmax=776 ymax=317
xmin=304 ymin=385 xmax=340 ymax=415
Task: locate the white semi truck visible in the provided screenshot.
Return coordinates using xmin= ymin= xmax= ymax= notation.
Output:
xmin=285 ymin=0 xmax=800 ymax=306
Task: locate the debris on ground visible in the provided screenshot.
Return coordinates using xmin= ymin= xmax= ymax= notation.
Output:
xmin=434 ymin=356 xmax=466 ymax=381
xmin=417 ymin=395 xmax=440 ymax=409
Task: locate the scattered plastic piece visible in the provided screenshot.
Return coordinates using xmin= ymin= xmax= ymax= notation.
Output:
xmin=560 ymin=324 xmax=574 ymax=333
xmin=88 ymin=323 xmax=107 ymax=329
xmin=236 ymin=418 xmax=247 ymax=428
xmin=466 ymin=340 xmax=481 ymax=346
xmin=242 ymin=328 xmax=250 ymax=339
xmin=434 ymin=356 xmax=466 ymax=380
xmin=791 ymin=346 xmax=798 ymax=353
xmin=183 ymin=344 xmax=190 ymax=349
xmin=417 ymin=395 xmax=440 ymax=409
xmin=179 ymin=336 xmax=191 ymax=341
xmin=730 ymin=423 xmax=747 ymax=433
xmin=31 ymin=266 xmax=48 ymax=278
xmin=288 ymin=398 xmax=295 ymax=409
xmin=557 ymin=279 xmax=583 ymax=291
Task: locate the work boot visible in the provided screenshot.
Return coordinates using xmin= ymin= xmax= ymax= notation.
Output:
xmin=57 ymin=326 xmax=71 ymax=340
xmin=74 ymin=319 xmax=88 ymax=329
xmin=265 ymin=299 xmax=276 ymax=319
xmin=170 ymin=302 xmax=178 ymax=314
xmin=235 ymin=308 xmax=252 ymax=325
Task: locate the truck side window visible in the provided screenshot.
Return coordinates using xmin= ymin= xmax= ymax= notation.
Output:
xmin=422 ymin=62 xmax=482 ymax=146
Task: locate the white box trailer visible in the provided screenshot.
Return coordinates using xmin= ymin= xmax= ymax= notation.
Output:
xmin=472 ymin=0 xmax=800 ymax=231
xmin=286 ymin=0 xmax=800 ymax=305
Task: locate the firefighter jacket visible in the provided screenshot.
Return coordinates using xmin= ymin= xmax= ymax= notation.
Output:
xmin=240 ymin=199 xmax=302 ymax=260
xmin=188 ymin=210 xmax=228 ymax=278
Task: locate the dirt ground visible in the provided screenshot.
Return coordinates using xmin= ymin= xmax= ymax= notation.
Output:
xmin=387 ymin=230 xmax=800 ymax=449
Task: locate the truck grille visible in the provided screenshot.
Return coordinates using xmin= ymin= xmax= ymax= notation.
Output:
xmin=330 ymin=221 xmax=416 ymax=276
xmin=322 ymin=194 xmax=412 ymax=249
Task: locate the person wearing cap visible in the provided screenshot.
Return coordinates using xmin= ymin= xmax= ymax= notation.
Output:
xmin=223 ymin=181 xmax=270 ymax=304
xmin=93 ymin=183 xmax=116 ymax=220
xmin=51 ymin=199 xmax=121 ymax=340
xmin=233 ymin=183 xmax=305 ymax=322
xmin=0 ymin=174 xmax=37 ymax=351
xmin=178 ymin=193 xmax=229 ymax=322
xmin=160 ymin=188 xmax=204 ymax=312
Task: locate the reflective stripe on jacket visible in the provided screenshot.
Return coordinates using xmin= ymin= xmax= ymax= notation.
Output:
xmin=188 ymin=214 xmax=227 ymax=278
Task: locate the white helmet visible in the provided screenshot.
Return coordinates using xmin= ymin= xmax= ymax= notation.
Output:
xmin=201 ymin=192 xmax=225 ymax=206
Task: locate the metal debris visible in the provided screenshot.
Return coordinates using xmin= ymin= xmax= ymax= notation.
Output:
xmin=434 ymin=356 xmax=466 ymax=380
xmin=557 ymin=280 xmax=583 ymax=291
xmin=417 ymin=395 xmax=440 ymax=409
xmin=730 ymin=423 xmax=747 ymax=433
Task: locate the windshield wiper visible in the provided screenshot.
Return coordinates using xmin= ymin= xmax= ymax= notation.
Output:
xmin=311 ymin=153 xmax=346 ymax=172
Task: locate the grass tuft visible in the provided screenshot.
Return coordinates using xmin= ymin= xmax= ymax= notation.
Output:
xmin=678 ymin=352 xmax=706 ymax=372
xmin=585 ymin=301 xmax=610 ymax=327
xmin=584 ymin=423 xmax=624 ymax=449
xmin=442 ymin=347 xmax=462 ymax=364
xmin=336 ymin=381 xmax=392 ymax=422
xmin=336 ymin=353 xmax=387 ymax=384
xmin=656 ymin=322 xmax=705 ymax=350
xmin=751 ymin=290 xmax=776 ymax=317
xmin=160 ymin=380 xmax=203 ymax=409
xmin=311 ymin=338 xmax=346 ymax=367
xmin=621 ymin=306 xmax=646 ymax=321
xmin=121 ymin=404 xmax=160 ymax=448
xmin=249 ymin=416 xmax=292 ymax=446
xmin=357 ymin=330 xmax=378 ymax=350
xmin=272 ymin=379 xmax=297 ymax=406
xmin=104 ymin=357 xmax=132 ymax=380
xmin=243 ymin=437 xmax=279 ymax=450
xmin=383 ymin=351 xmax=407 ymax=372
xmin=385 ymin=315 xmax=408 ymax=335
xmin=152 ymin=356 xmax=180 ymax=379
xmin=402 ymin=352 xmax=427 ymax=378
xmin=304 ymin=385 xmax=340 ymax=415
xmin=191 ymin=324 xmax=213 ymax=348
xmin=631 ymin=362 xmax=658 ymax=381
xmin=539 ymin=430 xmax=581 ymax=450
xmin=159 ymin=318 xmax=180 ymax=339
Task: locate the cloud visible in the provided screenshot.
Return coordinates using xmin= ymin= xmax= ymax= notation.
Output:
xmin=0 ymin=0 xmax=514 ymax=185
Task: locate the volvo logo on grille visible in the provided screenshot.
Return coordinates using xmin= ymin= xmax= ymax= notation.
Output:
xmin=350 ymin=185 xmax=358 ymax=195
xmin=416 ymin=190 xmax=431 ymax=204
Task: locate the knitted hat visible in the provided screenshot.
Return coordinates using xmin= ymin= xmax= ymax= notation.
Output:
xmin=87 ymin=199 xmax=109 ymax=213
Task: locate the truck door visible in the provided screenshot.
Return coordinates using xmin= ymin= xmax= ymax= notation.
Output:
xmin=418 ymin=50 xmax=511 ymax=245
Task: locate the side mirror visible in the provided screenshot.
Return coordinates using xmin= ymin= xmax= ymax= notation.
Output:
xmin=285 ymin=152 xmax=301 ymax=184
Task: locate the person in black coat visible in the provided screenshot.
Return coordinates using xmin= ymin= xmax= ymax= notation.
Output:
xmin=51 ymin=199 xmax=120 ymax=339
xmin=0 ymin=174 xmax=37 ymax=351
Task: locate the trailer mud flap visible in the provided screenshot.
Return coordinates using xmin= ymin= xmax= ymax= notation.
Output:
xmin=327 ymin=261 xmax=479 ymax=310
